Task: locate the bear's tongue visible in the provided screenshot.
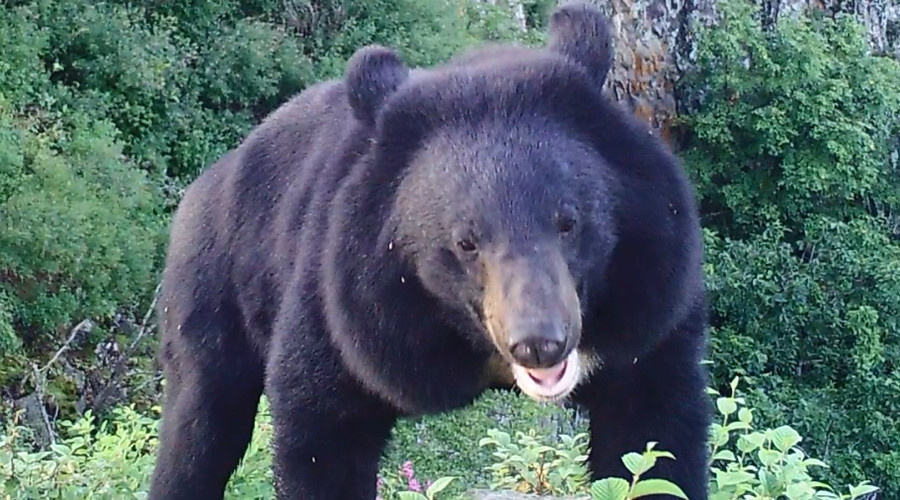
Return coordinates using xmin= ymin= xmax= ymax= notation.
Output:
xmin=525 ymin=360 xmax=567 ymax=387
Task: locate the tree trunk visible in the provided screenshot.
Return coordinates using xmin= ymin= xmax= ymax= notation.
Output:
xmin=553 ymin=0 xmax=899 ymax=142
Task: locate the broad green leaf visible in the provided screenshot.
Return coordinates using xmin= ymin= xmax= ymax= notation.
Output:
xmin=715 ymin=469 xmax=756 ymax=487
xmin=717 ymin=398 xmax=738 ymax=416
xmin=712 ymin=450 xmax=737 ymax=462
xmin=725 ymin=421 xmax=752 ymax=432
xmin=425 ymin=476 xmax=456 ymax=497
xmin=758 ymin=448 xmax=782 ymax=467
xmin=771 ymin=426 xmax=802 ymax=452
xmin=631 ymin=478 xmax=689 ymax=499
xmin=737 ymin=432 xmax=766 ymax=453
xmin=622 ymin=452 xmax=652 ymax=476
xmin=849 ymin=483 xmax=880 ymax=498
xmin=590 ymin=477 xmax=630 ymax=500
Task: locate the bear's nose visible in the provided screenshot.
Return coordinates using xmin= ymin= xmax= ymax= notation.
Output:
xmin=509 ymin=334 xmax=567 ymax=368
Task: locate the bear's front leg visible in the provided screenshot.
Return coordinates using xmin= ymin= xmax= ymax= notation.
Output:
xmin=266 ymin=336 xmax=397 ymax=499
xmin=576 ymin=326 xmax=711 ymax=500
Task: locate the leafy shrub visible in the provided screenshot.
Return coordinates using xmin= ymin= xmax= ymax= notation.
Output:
xmin=480 ymin=428 xmax=590 ymax=495
xmin=680 ymin=0 xmax=900 ymax=492
xmin=589 ymin=443 xmax=689 ymax=500
xmin=0 ymin=6 xmax=48 ymax=107
xmin=377 ymin=460 xmax=458 ymax=500
xmin=682 ymin=1 xmax=900 ymax=237
xmin=0 ymin=97 xmax=164 ymax=358
xmin=708 ymin=378 xmax=880 ymax=500
xmin=385 ymin=388 xmax=582 ymax=486
xmin=30 ymin=0 xmax=312 ymax=179
xmin=0 ymin=292 xmax=20 ymax=356
xmin=479 ymin=380 xmax=879 ymax=500
xmin=1 ymin=405 xmax=159 ymax=499
xmin=1 ymin=382 xmax=882 ymax=499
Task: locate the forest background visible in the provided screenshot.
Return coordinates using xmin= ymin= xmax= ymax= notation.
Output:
xmin=0 ymin=0 xmax=898 ymax=497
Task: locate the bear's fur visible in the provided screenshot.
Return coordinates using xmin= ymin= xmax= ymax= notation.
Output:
xmin=149 ymin=3 xmax=711 ymax=499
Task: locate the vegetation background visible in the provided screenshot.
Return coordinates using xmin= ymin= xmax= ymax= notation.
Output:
xmin=0 ymin=0 xmax=898 ymax=497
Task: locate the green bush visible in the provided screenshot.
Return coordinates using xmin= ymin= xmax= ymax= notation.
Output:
xmin=0 ymin=97 xmax=164 ymax=351
xmin=681 ymin=0 xmax=900 ymax=493
xmin=30 ymin=0 xmax=313 ymax=179
xmin=3 ymin=382 xmax=879 ymax=499
xmin=0 ymin=291 xmax=20 ymax=356
xmin=0 ymin=6 xmax=166 ymax=402
xmin=0 ymin=104 xmax=162 ymax=341
xmin=385 ymin=389 xmax=581 ymax=487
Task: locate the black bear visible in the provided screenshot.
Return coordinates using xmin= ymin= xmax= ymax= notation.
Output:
xmin=149 ymin=3 xmax=710 ymax=499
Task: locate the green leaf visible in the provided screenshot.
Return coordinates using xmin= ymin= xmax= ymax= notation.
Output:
xmin=738 ymin=408 xmax=753 ymax=424
xmin=771 ymin=426 xmax=802 ymax=452
xmin=786 ymin=481 xmax=814 ymax=499
xmin=622 ymin=452 xmax=656 ymax=476
xmin=725 ymin=421 xmax=752 ymax=432
xmin=717 ymin=398 xmax=738 ymax=416
xmin=397 ymin=492 xmax=427 ymax=500
xmin=712 ymin=450 xmax=737 ymax=462
xmin=631 ymin=478 xmax=689 ymax=499
xmin=715 ymin=469 xmax=756 ymax=487
xmin=849 ymin=483 xmax=880 ymax=498
xmin=711 ymin=425 xmax=730 ymax=447
xmin=758 ymin=448 xmax=782 ymax=467
xmin=425 ymin=476 xmax=456 ymax=498
xmin=802 ymin=458 xmax=829 ymax=469
xmin=590 ymin=477 xmax=630 ymax=500
xmin=737 ymin=432 xmax=766 ymax=453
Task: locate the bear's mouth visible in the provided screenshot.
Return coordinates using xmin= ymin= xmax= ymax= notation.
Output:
xmin=510 ymin=349 xmax=581 ymax=402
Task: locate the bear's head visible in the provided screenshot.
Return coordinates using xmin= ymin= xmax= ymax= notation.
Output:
xmin=333 ymin=3 xmax=700 ymax=407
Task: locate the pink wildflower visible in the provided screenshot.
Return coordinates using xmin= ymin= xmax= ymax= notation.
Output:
xmin=400 ymin=460 xmax=415 ymax=479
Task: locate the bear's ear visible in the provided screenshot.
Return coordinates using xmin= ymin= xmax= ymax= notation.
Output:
xmin=345 ymin=45 xmax=410 ymax=125
xmin=547 ymin=2 xmax=614 ymax=89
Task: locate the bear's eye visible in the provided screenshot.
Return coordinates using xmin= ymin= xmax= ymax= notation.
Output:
xmin=456 ymin=238 xmax=478 ymax=253
xmin=556 ymin=214 xmax=577 ymax=235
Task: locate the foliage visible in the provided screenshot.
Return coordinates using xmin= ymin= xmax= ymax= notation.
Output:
xmin=30 ymin=0 xmax=312 ymax=180
xmin=0 ymin=381 xmax=882 ymax=499
xmin=384 ymin=388 xmax=583 ymax=486
xmin=1 ymin=405 xmax=160 ymax=498
xmin=683 ymin=0 xmax=900 ymax=237
xmin=479 ymin=428 xmax=590 ymax=495
xmin=589 ymin=442 xmax=688 ymax=500
xmin=478 ymin=381 xmax=879 ymax=500
xmin=0 ymin=292 xmax=20 ymax=355
xmin=377 ymin=460 xmax=457 ymax=500
xmin=0 ymin=5 xmax=165 ymax=371
xmin=707 ymin=378 xmax=881 ymax=500
xmin=0 ymin=97 xmax=164 ymax=346
xmin=681 ymin=0 xmax=900 ymax=493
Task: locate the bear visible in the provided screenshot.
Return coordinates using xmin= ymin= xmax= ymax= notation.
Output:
xmin=148 ymin=3 xmax=711 ymax=499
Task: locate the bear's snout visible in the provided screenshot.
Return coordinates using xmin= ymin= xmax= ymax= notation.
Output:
xmin=482 ymin=250 xmax=581 ymax=354
xmin=481 ymin=247 xmax=584 ymax=402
